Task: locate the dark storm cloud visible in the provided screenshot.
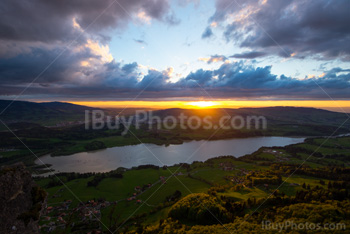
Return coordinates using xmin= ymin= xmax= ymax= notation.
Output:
xmin=210 ymin=0 xmax=350 ymax=60
xmin=0 ymin=0 xmax=172 ymax=43
xmin=2 ymin=58 xmax=349 ymax=100
xmin=230 ymin=51 xmax=266 ymax=59
xmin=0 ymin=47 xmax=94 ymax=85
xmin=201 ymin=26 xmax=214 ymax=39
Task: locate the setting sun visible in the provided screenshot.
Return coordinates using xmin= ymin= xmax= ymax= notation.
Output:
xmin=187 ymin=101 xmax=217 ymax=108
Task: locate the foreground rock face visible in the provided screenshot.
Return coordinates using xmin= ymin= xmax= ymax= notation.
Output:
xmin=0 ymin=163 xmax=46 ymax=234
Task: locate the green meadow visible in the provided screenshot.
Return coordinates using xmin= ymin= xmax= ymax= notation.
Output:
xmin=35 ymin=136 xmax=350 ymax=233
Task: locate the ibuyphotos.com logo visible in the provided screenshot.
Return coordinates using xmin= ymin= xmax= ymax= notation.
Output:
xmin=85 ymin=110 xmax=267 ymax=135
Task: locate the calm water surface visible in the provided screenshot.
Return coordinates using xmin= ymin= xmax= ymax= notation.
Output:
xmin=35 ymin=137 xmax=305 ymax=173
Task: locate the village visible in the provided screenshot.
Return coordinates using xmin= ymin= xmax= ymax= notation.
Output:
xmin=38 ymin=173 xmax=186 ymax=232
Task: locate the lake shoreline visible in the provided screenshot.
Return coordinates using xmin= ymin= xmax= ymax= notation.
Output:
xmin=51 ymin=133 xmax=311 ymax=157
xmin=35 ymin=136 xmax=306 ymax=175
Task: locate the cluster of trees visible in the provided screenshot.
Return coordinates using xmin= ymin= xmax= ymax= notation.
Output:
xmin=168 ymin=193 xmax=231 ymax=225
xmin=296 ymin=185 xmax=349 ymax=202
xmin=328 ymin=181 xmax=349 ymax=189
xmin=208 ymin=185 xmax=227 ymax=194
xmin=246 ymin=171 xmax=282 ymax=186
xmin=134 ymin=187 xmax=350 ymax=234
xmin=270 ymin=164 xmax=350 ymax=181
xmin=134 ymin=165 xmax=160 ymax=170
xmin=204 ymin=156 xmax=238 ymax=164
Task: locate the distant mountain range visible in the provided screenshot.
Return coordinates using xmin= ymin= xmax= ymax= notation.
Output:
xmin=0 ymin=100 xmax=349 ymax=132
xmin=152 ymin=107 xmax=350 ymax=127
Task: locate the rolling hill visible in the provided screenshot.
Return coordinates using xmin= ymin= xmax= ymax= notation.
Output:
xmin=0 ymin=100 xmax=349 ymax=134
xmin=0 ymin=100 xmax=97 ymax=126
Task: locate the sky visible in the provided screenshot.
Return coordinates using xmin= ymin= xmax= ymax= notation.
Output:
xmin=0 ymin=0 xmax=349 ymax=111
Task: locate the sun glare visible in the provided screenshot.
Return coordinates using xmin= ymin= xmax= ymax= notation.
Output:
xmin=71 ymin=100 xmax=350 ymax=112
xmin=187 ymin=101 xmax=217 ymax=108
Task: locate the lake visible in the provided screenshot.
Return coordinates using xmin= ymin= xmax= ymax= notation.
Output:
xmin=35 ymin=136 xmax=305 ymax=173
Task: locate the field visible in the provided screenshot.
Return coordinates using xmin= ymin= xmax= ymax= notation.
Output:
xmin=34 ymin=136 xmax=350 ymax=233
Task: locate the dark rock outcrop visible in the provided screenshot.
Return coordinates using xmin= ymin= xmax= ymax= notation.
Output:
xmin=0 ymin=163 xmax=46 ymax=234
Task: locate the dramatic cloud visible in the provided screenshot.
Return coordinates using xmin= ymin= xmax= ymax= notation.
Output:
xmin=0 ymin=0 xmax=349 ymax=102
xmin=0 ymin=0 xmax=176 ymax=99
xmin=209 ymin=0 xmax=350 ymax=60
xmin=1 ymin=0 xmax=172 ymax=41
xmin=0 ymin=0 xmax=174 ymax=57
xmin=1 ymin=54 xmax=349 ymax=100
xmin=176 ymin=62 xmax=350 ymax=99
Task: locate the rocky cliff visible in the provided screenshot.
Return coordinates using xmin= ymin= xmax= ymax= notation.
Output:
xmin=0 ymin=163 xmax=46 ymax=234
